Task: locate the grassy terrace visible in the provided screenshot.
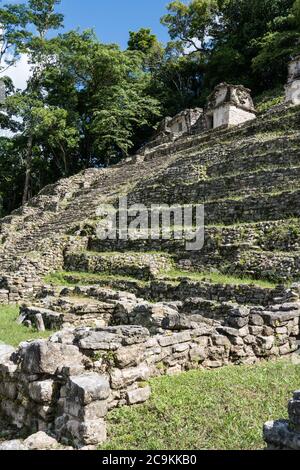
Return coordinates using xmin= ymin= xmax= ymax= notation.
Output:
xmin=163 ymin=269 xmax=277 ymax=288
xmin=44 ymin=270 xmax=146 ymax=286
xmin=0 ymin=305 xmax=52 ymax=347
xmin=45 ymin=270 xmax=278 ymax=289
xmin=100 ymin=359 xmax=300 ymax=450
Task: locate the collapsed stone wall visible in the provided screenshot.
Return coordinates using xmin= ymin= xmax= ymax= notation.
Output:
xmin=41 ymin=278 xmax=299 ymax=308
xmin=1 ymin=291 xmax=300 ymax=447
xmin=264 ymin=390 xmax=300 ymax=450
xmin=21 ymin=281 xmax=300 ymax=328
xmin=64 ymin=251 xmax=173 ymax=281
xmin=0 ymin=235 xmax=88 ymax=305
xmin=89 ymin=218 xmax=300 ymax=259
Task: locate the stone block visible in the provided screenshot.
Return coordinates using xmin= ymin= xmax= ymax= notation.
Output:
xmin=158 ymin=331 xmax=191 ymax=347
xmin=249 ymin=314 xmax=264 ymax=326
xmin=28 ymin=380 xmax=55 ymax=404
xmin=20 ymin=341 xmax=84 ymax=375
xmin=126 ymin=386 xmax=151 ymax=405
xmin=263 ymin=420 xmax=300 ymax=450
xmin=77 ymin=331 xmax=122 ymax=351
xmin=0 ymin=344 xmax=15 ymax=360
xmin=79 ymin=419 xmax=107 ymax=446
xmin=66 ymin=419 xmax=107 ymax=446
xmin=256 ymin=335 xmax=275 ymax=350
xmin=110 ymin=364 xmax=150 ymax=390
xmin=0 ymin=440 xmax=28 ymax=450
xmin=189 ymin=345 xmax=207 ymax=362
xmin=166 ymin=364 xmax=182 ymax=376
xmin=172 ymin=343 xmax=190 ymax=353
xmin=64 ymin=399 xmax=108 ymax=420
xmin=217 ymin=326 xmax=249 ymax=338
xmin=67 ymin=373 xmax=110 ymax=405
xmin=23 ymin=431 xmax=59 ymax=450
xmin=115 ymin=345 xmax=145 ymax=369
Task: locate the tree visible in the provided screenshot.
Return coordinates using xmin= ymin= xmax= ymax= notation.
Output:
xmin=16 ymin=0 xmax=64 ymax=203
xmin=251 ymin=0 xmax=300 ymax=88
xmin=0 ymin=137 xmax=24 ymax=215
xmin=150 ymin=52 xmax=205 ymax=116
xmin=128 ymin=28 xmax=158 ymax=54
xmin=162 ymin=0 xmax=298 ymax=91
xmin=294 ymin=0 xmax=300 ymax=25
xmin=64 ymin=33 xmax=161 ymax=165
xmin=127 ymin=27 xmax=164 ymax=75
xmin=161 ymin=0 xmax=220 ymax=53
xmin=27 ymin=0 xmax=63 ymax=39
xmin=0 ymin=2 xmax=29 ymax=72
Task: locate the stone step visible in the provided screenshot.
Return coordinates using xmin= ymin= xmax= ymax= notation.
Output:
xmin=204 ymin=188 xmax=300 ymax=225
xmin=87 ymin=218 xmax=300 ymax=254
xmin=128 ymin=158 xmax=300 ymax=206
xmin=46 ymin=273 xmax=297 ymax=307
xmin=102 ymin=189 xmax=300 ymax=226
xmin=208 ymin=146 xmax=300 ymax=179
xmin=63 ymin=251 xmax=174 ymax=281
xmin=176 ymin=248 xmax=300 ymax=284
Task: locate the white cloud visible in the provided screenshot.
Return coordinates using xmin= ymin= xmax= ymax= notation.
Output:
xmin=2 ymin=54 xmax=32 ymax=91
xmin=184 ymin=38 xmax=202 ymax=54
xmin=0 ymin=55 xmax=31 ymax=137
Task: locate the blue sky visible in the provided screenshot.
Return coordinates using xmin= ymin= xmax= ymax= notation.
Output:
xmin=59 ymin=0 xmax=170 ymax=48
xmin=7 ymin=0 xmax=171 ymax=48
xmin=3 ymin=0 xmax=172 ymax=90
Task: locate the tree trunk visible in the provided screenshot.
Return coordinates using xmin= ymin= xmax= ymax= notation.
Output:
xmin=60 ymin=143 xmax=68 ymax=176
xmin=22 ymin=134 xmax=33 ymax=205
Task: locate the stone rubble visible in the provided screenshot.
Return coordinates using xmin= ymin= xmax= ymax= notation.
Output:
xmin=0 ymin=296 xmax=299 ymax=448
xmin=0 ymin=65 xmax=300 ymax=450
xmin=264 ymin=390 xmax=300 ymax=450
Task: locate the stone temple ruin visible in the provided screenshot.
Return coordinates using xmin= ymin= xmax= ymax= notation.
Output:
xmin=142 ymin=83 xmax=256 ymax=155
xmin=205 ymin=83 xmax=256 ymax=129
xmin=0 ymin=58 xmax=300 ymax=449
xmin=157 ymin=108 xmax=203 ymax=139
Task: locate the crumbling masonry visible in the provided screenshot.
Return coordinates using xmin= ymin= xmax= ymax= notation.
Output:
xmin=0 ymin=59 xmax=300 ymax=448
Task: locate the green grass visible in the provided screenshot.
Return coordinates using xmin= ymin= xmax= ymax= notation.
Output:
xmin=162 ymin=269 xmax=277 ymax=289
xmin=100 ymin=359 xmax=300 ymax=450
xmin=254 ymin=87 xmax=285 ymax=114
xmin=44 ymin=271 xmax=146 ymax=286
xmin=45 ymin=268 xmax=278 ymax=289
xmin=46 ymin=269 xmax=277 ymax=289
xmin=0 ymin=305 xmax=53 ymax=347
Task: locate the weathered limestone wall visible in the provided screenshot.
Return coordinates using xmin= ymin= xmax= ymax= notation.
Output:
xmin=64 ymin=251 xmax=173 ymax=281
xmin=0 ymin=236 xmax=88 ymax=305
xmin=205 ymin=83 xmax=256 ymax=129
xmin=1 ymin=295 xmax=299 ymax=447
xmin=209 ymin=103 xmax=256 ymax=129
xmin=264 ymin=390 xmax=300 ymax=450
xmin=228 ymin=105 xmax=256 ymax=126
xmin=41 ymin=279 xmax=298 ymax=309
xmin=167 ymin=108 xmax=203 ymax=136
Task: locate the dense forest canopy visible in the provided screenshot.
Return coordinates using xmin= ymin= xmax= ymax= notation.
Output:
xmin=0 ymin=0 xmax=299 ymax=215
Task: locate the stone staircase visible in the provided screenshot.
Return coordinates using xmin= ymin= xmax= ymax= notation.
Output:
xmin=0 ymin=104 xmax=300 ymax=317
